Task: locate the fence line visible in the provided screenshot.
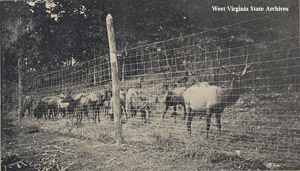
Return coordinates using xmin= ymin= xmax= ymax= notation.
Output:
xmin=21 ymin=9 xmax=300 ymax=168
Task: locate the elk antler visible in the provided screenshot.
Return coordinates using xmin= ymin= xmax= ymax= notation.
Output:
xmin=240 ymin=54 xmax=253 ymax=76
xmin=217 ymin=51 xmax=253 ymax=77
xmin=216 ymin=51 xmax=240 ymax=76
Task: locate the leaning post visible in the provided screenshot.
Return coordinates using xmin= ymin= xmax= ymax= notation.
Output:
xmin=18 ymin=58 xmax=23 ymax=122
xmin=106 ymin=14 xmax=122 ymax=145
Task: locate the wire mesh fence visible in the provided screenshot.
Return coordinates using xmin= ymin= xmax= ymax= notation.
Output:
xmin=21 ymin=8 xmax=300 ymax=168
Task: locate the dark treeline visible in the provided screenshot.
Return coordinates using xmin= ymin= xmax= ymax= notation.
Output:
xmin=1 ymin=0 xmax=298 ymax=112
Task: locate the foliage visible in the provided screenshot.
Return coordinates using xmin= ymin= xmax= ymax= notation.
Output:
xmin=1 ymin=0 xmax=299 ymax=105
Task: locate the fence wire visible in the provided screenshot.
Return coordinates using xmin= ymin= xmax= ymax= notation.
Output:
xmin=21 ymin=8 xmax=300 ymax=168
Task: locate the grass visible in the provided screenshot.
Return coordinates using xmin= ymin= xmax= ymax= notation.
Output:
xmin=2 ymin=92 xmax=300 ymax=170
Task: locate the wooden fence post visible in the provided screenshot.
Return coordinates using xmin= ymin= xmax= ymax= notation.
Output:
xmin=18 ymin=58 xmax=23 ymax=122
xmin=106 ymin=14 xmax=122 ymax=145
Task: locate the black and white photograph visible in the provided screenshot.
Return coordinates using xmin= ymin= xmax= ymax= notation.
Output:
xmin=1 ymin=0 xmax=299 ymax=170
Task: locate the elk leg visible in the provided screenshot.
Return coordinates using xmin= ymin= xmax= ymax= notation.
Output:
xmin=96 ymin=106 xmax=100 ymax=123
xmin=98 ymin=109 xmax=100 ymax=123
xmin=132 ymin=107 xmax=136 ymax=117
xmin=121 ymin=105 xmax=126 ymax=119
xmin=48 ymin=109 xmax=51 ymax=120
xmin=50 ymin=108 xmax=53 ymax=120
xmin=50 ymin=108 xmax=54 ymax=120
xmin=30 ymin=106 xmax=32 ymax=117
xmin=96 ymin=106 xmax=99 ymax=123
xmin=141 ymin=111 xmax=146 ymax=123
xmin=65 ymin=109 xmax=68 ymax=118
xmin=28 ymin=107 xmax=31 ymax=117
xmin=123 ymin=105 xmax=126 ymax=118
xmin=173 ymin=105 xmax=177 ymax=123
xmin=162 ymin=103 xmax=169 ymax=120
xmin=86 ymin=109 xmax=89 ymax=123
xmin=77 ymin=109 xmax=81 ymax=122
xmin=93 ymin=110 xmax=96 ymax=123
xmin=44 ymin=109 xmax=47 ymax=120
xmin=79 ymin=109 xmax=81 ymax=121
xmin=71 ymin=108 xmax=76 ymax=122
xmin=54 ymin=108 xmax=57 ymax=120
xmin=104 ymin=106 xmax=108 ymax=116
xmin=134 ymin=108 xmax=136 ymax=117
xmin=77 ymin=110 xmax=80 ymax=122
xmin=63 ymin=109 xmax=66 ymax=118
xmin=20 ymin=108 xmax=25 ymax=118
xmin=215 ymin=113 xmax=221 ymax=135
xmin=182 ymin=104 xmax=187 ymax=120
xmin=206 ymin=110 xmax=212 ymax=138
xmin=187 ymin=108 xmax=193 ymax=134
xmin=92 ymin=107 xmax=95 ymax=123
xmin=80 ymin=112 xmax=82 ymax=122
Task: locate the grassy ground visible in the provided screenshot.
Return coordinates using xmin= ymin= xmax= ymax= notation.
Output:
xmin=2 ymin=93 xmax=300 ymax=170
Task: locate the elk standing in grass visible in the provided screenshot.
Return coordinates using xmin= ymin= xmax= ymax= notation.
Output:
xmin=41 ymin=94 xmax=65 ymax=120
xmin=162 ymin=87 xmax=187 ymax=122
xmin=162 ymin=71 xmax=190 ymax=122
xmin=57 ymin=95 xmax=77 ymax=118
xmin=21 ymin=95 xmax=33 ymax=118
xmin=125 ymin=88 xmax=155 ymax=123
xmin=183 ymin=56 xmax=253 ymax=137
xmin=75 ymin=93 xmax=99 ymax=123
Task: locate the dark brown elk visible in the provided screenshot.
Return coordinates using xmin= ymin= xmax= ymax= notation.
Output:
xmin=21 ymin=95 xmax=33 ymax=118
xmin=162 ymin=87 xmax=187 ymax=123
xmin=183 ymin=56 xmax=253 ymax=138
xmin=33 ymin=100 xmax=48 ymax=119
xmin=57 ymin=95 xmax=78 ymax=118
xmin=72 ymin=93 xmax=99 ymax=122
xmin=94 ymin=92 xmax=110 ymax=123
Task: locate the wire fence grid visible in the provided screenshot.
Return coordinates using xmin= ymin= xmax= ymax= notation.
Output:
xmin=21 ymin=9 xmax=300 ymax=168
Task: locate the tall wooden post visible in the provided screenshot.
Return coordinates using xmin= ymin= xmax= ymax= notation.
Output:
xmin=106 ymin=14 xmax=122 ymax=145
xmin=18 ymin=58 xmax=23 ymax=122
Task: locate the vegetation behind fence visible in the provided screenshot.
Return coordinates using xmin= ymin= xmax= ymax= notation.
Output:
xmin=19 ymin=6 xmax=300 ymax=168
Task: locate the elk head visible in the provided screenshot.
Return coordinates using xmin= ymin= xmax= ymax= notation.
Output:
xmin=217 ymin=54 xmax=253 ymax=97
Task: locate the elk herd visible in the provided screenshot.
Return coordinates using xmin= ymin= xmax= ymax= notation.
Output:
xmin=21 ymin=57 xmax=253 ymax=138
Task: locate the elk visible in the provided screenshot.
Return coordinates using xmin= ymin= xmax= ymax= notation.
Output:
xmin=162 ymin=87 xmax=187 ymax=122
xmin=57 ymin=95 xmax=78 ymax=118
xmin=41 ymin=94 xmax=66 ymax=120
xmin=183 ymin=56 xmax=253 ymax=138
xmin=161 ymin=71 xmax=190 ymax=122
xmin=21 ymin=95 xmax=33 ymax=118
xmin=76 ymin=93 xmax=99 ymax=123
xmin=125 ymin=88 xmax=155 ymax=123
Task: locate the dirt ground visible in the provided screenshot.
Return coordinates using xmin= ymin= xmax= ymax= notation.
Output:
xmin=1 ymin=116 xmax=224 ymax=171
xmin=1 ymin=116 xmax=298 ymax=170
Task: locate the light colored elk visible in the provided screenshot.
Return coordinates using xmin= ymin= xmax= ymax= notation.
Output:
xmin=125 ymin=88 xmax=154 ymax=123
xmin=183 ymin=55 xmax=253 ymax=137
